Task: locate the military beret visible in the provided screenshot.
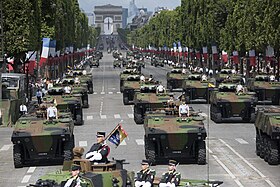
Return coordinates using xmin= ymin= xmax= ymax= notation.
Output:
xmin=168 ymin=160 xmax=177 ymax=166
xmin=71 ymin=164 xmax=81 ymax=171
xmin=96 ymin=131 xmax=106 ymax=137
xmin=141 ymin=159 xmax=151 ymax=165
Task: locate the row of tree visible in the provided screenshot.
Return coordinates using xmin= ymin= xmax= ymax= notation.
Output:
xmin=128 ymin=0 xmax=280 ymax=58
xmin=2 ymin=0 xmax=99 ymax=72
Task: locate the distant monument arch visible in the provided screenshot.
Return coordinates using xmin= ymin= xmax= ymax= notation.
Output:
xmin=94 ymin=4 xmax=123 ymax=35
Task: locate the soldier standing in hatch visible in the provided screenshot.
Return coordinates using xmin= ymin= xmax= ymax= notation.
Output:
xmin=159 ymin=160 xmax=181 ymax=187
xmin=64 ymin=165 xmax=82 ymax=187
xmin=85 ymin=131 xmax=110 ymax=164
xmin=135 ymin=160 xmax=155 ymax=187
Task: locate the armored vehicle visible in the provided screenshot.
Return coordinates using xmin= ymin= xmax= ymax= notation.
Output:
xmin=113 ymin=59 xmax=122 ymax=68
xmin=122 ymin=75 xmax=141 ymax=105
xmin=28 ymin=148 xmax=134 ymax=187
xmin=210 ymin=83 xmax=256 ymax=123
xmin=144 ymin=110 xmax=207 ymax=165
xmin=71 ymin=70 xmax=93 ymax=94
xmin=136 ymin=59 xmax=145 ymax=68
xmin=151 ymin=57 xmax=164 ymax=67
xmin=215 ymin=69 xmax=242 ymax=85
xmin=255 ymin=106 xmax=280 ymax=165
xmin=182 ymin=74 xmax=215 ymax=103
xmin=43 ymin=94 xmax=83 ymax=125
xmin=94 ymin=51 xmax=103 ymax=60
xmin=122 ymin=57 xmax=131 ymax=67
xmin=11 ymin=116 xmax=74 ymax=168
xmin=1 ymin=73 xmax=27 ymax=126
xmin=120 ymin=68 xmax=140 ymax=92
xmin=247 ymin=75 xmax=280 ymax=105
xmin=28 ymin=147 xmax=223 ymax=187
xmin=167 ymin=68 xmax=189 ymax=91
xmin=90 ymin=59 xmax=99 ymax=68
xmin=133 ymin=85 xmax=171 ymax=124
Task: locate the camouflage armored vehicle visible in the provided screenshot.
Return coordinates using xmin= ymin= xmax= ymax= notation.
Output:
xmin=182 ymin=74 xmax=215 ymax=103
xmin=247 ymin=75 xmax=280 ymax=105
xmin=210 ymin=83 xmax=256 ymax=123
xmin=133 ymin=85 xmax=171 ymax=124
xmin=144 ymin=110 xmax=207 ymax=165
xmin=71 ymin=70 xmax=94 ymax=94
xmin=122 ymin=75 xmax=141 ymax=105
xmin=94 ymin=51 xmax=103 ymax=60
xmin=151 ymin=57 xmax=164 ymax=67
xmin=1 ymin=73 xmax=26 ymax=126
xmin=255 ymin=106 xmax=280 ymax=165
xmin=135 ymin=59 xmax=145 ymax=68
xmin=167 ymin=68 xmax=189 ymax=91
xmin=120 ymin=68 xmax=140 ymax=92
xmin=215 ymin=68 xmax=242 ymax=85
xmin=122 ymin=57 xmax=132 ymax=67
xmin=11 ymin=115 xmax=74 ymax=168
xmin=43 ymin=94 xmax=83 ymax=125
xmin=28 ymin=147 xmax=223 ymax=187
xmin=113 ymin=59 xmax=122 ymax=68
xmin=90 ymin=59 xmax=99 ymax=68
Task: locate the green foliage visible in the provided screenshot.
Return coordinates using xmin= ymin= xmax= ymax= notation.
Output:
xmin=127 ymin=0 xmax=280 ymax=56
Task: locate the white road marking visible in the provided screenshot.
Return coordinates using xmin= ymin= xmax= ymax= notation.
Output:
xmin=116 ymin=91 xmax=121 ymax=94
xmin=108 ymin=92 xmax=113 ymax=94
xmin=21 ymin=175 xmax=32 ymax=183
xmin=120 ymin=140 xmax=127 ymax=145
xmin=93 ymin=92 xmax=97 ymax=95
xmin=100 ymin=115 xmax=107 ymax=119
xmin=79 ymin=141 xmax=88 ymax=147
xmin=27 ymin=167 xmax=36 ymax=174
xmin=135 ymin=139 xmax=144 ymax=145
xmin=235 ymin=138 xmax=249 ymax=144
xmin=127 ymin=114 xmax=134 ymax=118
xmin=0 ymin=144 xmax=12 ymax=151
xmin=86 ymin=116 xmax=93 ymax=120
xmin=219 ymin=139 xmax=276 ymax=187
xmin=114 ymin=114 xmax=121 ymax=119
xmin=100 ymin=92 xmax=105 ymax=95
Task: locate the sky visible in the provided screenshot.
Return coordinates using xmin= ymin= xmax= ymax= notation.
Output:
xmin=78 ymin=0 xmax=181 ymax=12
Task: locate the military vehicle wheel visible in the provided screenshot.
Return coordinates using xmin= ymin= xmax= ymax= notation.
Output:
xmin=63 ymin=136 xmax=74 ymax=161
xmin=89 ymin=88 xmax=94 ymax=94
xmin=259 ymin=136 xmax=265 ymax=159
xmin=256 ymin=134 xmax=261 ymax=156
xmin=13 ymin=144 xmax=23 ymax=168
xmin=123 ymin=97 xmax=129 ymax=105
xmin=250 ymin=113 xmax=256 ymax=123
xmin=215 ymin=113 xmax=222 ymax=123
xmin=76 ymin=115 xmax=82 ymax=125
xmin=197 ymin=141 xmax=206 ymax=165
xmin=134 ymin=113 xmax=144 ymax=124
xmin=145 ymin=139 xmax=156 ymax=164
xmin=168 ymin=85 xmax=173 ymax=91
xmin=267 ymin=139 xmax=279 ymax=165
xmin=264 ymin=137 xmax=269 ymax=162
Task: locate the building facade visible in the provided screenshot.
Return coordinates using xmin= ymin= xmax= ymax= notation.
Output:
xmin=94 ymin=4 xmax=123 ymax=35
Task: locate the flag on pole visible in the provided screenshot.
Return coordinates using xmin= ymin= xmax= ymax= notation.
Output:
xmin=202 ymin=47 xmax=208 ymax=60
xmin=178 ymin=41 xmax=182 ymax=56
xmin=211 ymin=46 xmax=218 ymax=61
xmin=222 ymin=50 xmax=228 ymax=63
xmin=232 ymin=51 xmax=239 ymax=64
xmin=25 ymin=51 xmax=37 ymax=74
xmin=49 ymin=40 xmax=56 ymax=57
xmin=195 ymin=49 xmax=201 ymax=59
xmin=249 ymin=49 xmax=256 ymax=66
xmin=39 ymin=38 xmax=50 ymax=66
xmin=266 ymin=46 xmax=274 ymax=62
xmin=107 ymin=124 xmax=128 ymax=147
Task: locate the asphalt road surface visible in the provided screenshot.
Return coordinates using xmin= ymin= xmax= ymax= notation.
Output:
xmin=0 ymin=47 xmax=279 ymax=186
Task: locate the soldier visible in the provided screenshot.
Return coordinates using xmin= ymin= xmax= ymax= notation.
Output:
xmin=135 ymin=160 xmax=155 ymax=187
xmin=201 ymin=74 xmax=207 ymax=81
xmin=159 ymin=160 xmax=181 ymax=187
xmin=156 ymin=82 xmax=165 ymax=94
xmin=179 ymin=101 xmax=190 ymax=118
xmin=36 ymin=89 xmax=43 ymax=104
xmin=47 ymin=103 xmax=58 ymax=121
xmin=85 ymin=131 xmax=110 ymax=164
xmin=19 ymin=103 xmax=27 ymax=115
xmin=64 ymin=164 xmax=82 ymax=187
xmin=64 ymin=85 xmax=72 ymax=94
xmin=236 ymin=82 xmax=244 ymax=95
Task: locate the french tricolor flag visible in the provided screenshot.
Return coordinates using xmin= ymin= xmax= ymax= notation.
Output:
xmin=178 ymin=41 xmax=182 ymax=56
xmin=39 ymin=38 xmax=50 ymax=66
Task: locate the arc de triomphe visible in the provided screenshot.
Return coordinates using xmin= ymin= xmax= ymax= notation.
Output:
xmin=94 ymin=4 xmax=123 ymax=35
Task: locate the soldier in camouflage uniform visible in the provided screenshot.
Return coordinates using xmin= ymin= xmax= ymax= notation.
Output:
xmin=135 ymin=160 xmax=155 ymax=187
xmin=159 ymin=160 xmax=181 ymax=187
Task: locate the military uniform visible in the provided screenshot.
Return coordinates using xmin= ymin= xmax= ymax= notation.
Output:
xmin=86 ymin=131 xmax=110 ymax=163
xmin=64 ymin=165 xmax=82 ymax=187
xmin=135 ymin=160 xmax=155 ymax=187
xmin=159 ymin=160 xmax=181 ymax=187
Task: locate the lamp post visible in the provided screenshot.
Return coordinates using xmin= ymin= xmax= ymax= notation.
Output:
xmin=0 ymin=1 xmax=4 ymax=99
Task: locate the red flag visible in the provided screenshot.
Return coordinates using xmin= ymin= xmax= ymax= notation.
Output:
xmin=222 ymin=51 xmax=228 ymax=63
xmin=232 ymin=51 xmax=239 ymax=64
xmin=249 ymin=50 xmax=256 ymax=66
xmin=203 ymin=47 xmax=208 ymax=60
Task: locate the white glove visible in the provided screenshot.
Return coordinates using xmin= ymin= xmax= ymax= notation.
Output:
xmin=85 ymin=151 xmax=96 ymax=159
xmin=135 ymin=181 xmax=145 ymax=187
xmin=143 ymin=182 xmax=152 ymax=187
xmin=89 ymin=152 xmax=102 ymax=161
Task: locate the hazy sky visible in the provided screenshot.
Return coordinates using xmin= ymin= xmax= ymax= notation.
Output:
xmin=78 ymin=0 xmax=181 ymax=12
